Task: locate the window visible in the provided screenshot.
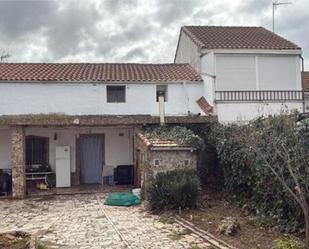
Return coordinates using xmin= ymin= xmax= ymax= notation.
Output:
xmin=26 ymin=136 xmax=49 ymax=165
xmin=154 ymin=158 xmax=161 ymax=166
xmin=107 ymin=86 xmax=126 ymax=103
xmin=156 ymin=85 xmax=168 ymax=102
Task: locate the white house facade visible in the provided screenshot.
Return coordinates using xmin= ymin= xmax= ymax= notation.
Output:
xmin=175 ymin=26 xmax=306 ymax=122
xmin=0 ymin=63 xmax=214 ymax=198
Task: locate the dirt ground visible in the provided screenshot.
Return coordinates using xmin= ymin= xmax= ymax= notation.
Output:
xmin=179 ymin=190 xmax=300 ymax=249
xmin=0 ymin=231 xmax=31 ymax=249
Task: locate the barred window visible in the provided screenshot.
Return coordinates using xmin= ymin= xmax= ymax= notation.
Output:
xmin=107 ymin=86 xmax=126 ymax=103
xmin=26 ymin=136 xmax=49 ymax=165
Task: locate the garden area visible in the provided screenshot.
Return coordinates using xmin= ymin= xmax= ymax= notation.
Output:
xmin=147 ymin=114 xmax=309 ymax=249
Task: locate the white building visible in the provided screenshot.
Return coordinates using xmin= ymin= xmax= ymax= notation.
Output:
xmin=0 ymin=63 xmax=214 ymax=198
xmin=175 ymin=26 xmax=306 ymax=122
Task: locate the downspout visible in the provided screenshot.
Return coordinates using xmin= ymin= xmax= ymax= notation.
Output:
xmin=300 ymin=55 xmax=305 ymax=113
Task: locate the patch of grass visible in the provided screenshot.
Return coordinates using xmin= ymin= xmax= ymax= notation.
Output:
xmin=168 ymin=229 xmax=191 ymax=241
xmin=159 ymin=215 xmax=175 ymax=224
xmin=36 ymin=241 xmax=48 ymax=249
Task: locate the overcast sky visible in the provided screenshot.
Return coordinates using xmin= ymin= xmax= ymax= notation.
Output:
xmin=0 ymin=0 xmax=308 ymax=69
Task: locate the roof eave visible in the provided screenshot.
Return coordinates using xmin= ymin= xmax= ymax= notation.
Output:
xmin=200 ymin=48 xmax=302 ymax=56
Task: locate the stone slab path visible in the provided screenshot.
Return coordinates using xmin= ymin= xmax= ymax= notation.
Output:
xmin=0 ymin=193 xmax=212 ymax=249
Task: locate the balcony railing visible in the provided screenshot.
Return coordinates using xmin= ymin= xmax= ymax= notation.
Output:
xmin=215 ymin=90 xmax=307 ymax=102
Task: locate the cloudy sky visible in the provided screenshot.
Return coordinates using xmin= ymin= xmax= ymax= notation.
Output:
xmin=0 ymin=0 xmax=309 ymax=69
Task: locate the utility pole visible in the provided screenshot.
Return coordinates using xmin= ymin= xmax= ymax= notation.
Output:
xmin=272 ymin=1 xmax=292 ymax=32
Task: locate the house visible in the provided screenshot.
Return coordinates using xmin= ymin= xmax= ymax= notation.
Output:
xmin=304 ymin=72 xmax=309 ymax=112
xmin=0 ymin=63 xmax=215 ymax=198
xmin=175 ymin=26 xmax=306 ymax=122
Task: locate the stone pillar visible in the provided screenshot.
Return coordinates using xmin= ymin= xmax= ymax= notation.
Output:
xmin=11 ymin=126 xmax=26 ymax=198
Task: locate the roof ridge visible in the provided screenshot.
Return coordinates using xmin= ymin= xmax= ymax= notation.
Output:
xmin=0 ymin=62 xmax=192 ymax=66
xmin=183 ymin=25 xmax=263 ymax=28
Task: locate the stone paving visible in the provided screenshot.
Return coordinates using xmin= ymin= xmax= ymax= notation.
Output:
xmin=0 ymin=193 xmax=212 ymax=249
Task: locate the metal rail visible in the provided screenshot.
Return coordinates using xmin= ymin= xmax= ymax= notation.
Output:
xmin=215 ymin=90 xmax=306 ymax=102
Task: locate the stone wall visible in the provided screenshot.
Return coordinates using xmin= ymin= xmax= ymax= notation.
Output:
xmin=11 ymin=126 xmax=26 ymax=198
xmin=137 ymin=137 xmax=197 ymax=198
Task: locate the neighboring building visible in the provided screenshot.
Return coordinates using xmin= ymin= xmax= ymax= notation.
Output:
xmin=175 ymin=26 xmax=305 ymax=122
xmin=136 ymin=132 xmax=197 ymax=197
xmin=0 ymin=63 xmax=214 ymax=198
xmin=304 ymin=72 xmax=309 ymax=112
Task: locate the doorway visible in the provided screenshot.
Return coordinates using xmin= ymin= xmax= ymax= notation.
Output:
xmin=80 ymin=134 xmax=104 ymax=184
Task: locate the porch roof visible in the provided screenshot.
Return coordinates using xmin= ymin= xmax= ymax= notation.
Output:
xmin=0 ymin=114 xmax=217 ymax=126
xmin=137 ymin=132 xmax=196 ymax=150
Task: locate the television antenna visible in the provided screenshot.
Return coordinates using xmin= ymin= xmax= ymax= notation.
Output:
xmin=272 ymin=1 xmax=292 ymax=32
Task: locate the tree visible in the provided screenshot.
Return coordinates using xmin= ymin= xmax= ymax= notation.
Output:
xmin=0 ymin=49 xmax=10 ymax=62
xmin=239 ymin=116 xmax=309 ymax=248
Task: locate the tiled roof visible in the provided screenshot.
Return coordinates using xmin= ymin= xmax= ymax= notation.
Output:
xmin=137 ymin=133 xmax=194 ymax=148
xmin=0 ymin=63 xmax=202 ymax=83
xmin=182 ymin=26 xmax=301 ymax=50
xmin=304 ymin=72 xmax=309 ymax=91
xmin=196 ymin=97 xmax=213 ymax=115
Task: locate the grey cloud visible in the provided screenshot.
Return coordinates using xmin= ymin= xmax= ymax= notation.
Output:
xmin=0 ymin=0 xmax=308 ymax=68
xmin=121 ymin=47 xmax=147 ymax=61
xmin=0 ymin=0 xmax=58 ymax=42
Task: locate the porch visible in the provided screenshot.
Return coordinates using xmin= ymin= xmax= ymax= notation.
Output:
xmin=0 ymin=114 xmax=215 ymax=198
xmin=0 ymin=125 xmax=137 ymax=198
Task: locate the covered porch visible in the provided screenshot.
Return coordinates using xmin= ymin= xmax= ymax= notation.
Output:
xmin=0 ymin=114 xmax=215 ymax=198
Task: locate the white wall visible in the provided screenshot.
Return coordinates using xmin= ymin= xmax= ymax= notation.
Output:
xmin=217 ymin=102 xmax=303 ymax=123
xmin=174 ymin=30 xmax=201 ymax=72
xmin=0 ymin=82 xmax=204 ymax=116
xmin=0 ymin=127 xmax=134 ymax=174
xmin=201 ymin=53 xmax=215 ymax=105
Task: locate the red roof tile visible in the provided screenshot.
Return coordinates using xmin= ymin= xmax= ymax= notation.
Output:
xmin=0 ymin=63 xmax=202 ymax=83
xmin=196 ymin=97 xmax=213 ymax=114
xmin=304 ymin=72 xmax=309 ymax=91
xmin=137 ymin=133 xmax=194 ymax=148
xmin=182 ymin=26 xmax=300 ymax=50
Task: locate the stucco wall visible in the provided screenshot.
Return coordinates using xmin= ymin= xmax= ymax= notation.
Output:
xmin=0 ymin=82 xmax=203 ymax=116
xmin=217 ymin=102 xmax=303 ymax=123
xmin=0 ymin=127 xmax=134 ymax=174
xmin=174 ymin=30 xmax=201 ymax=72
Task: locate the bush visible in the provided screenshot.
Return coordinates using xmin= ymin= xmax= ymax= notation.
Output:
xmin=272 ymin=237 xmax=304 ymax=249
xmin=148 ymin=169 xmax=200 ymax=210
xmin=210 ymin=115 xmax=309 ymax=234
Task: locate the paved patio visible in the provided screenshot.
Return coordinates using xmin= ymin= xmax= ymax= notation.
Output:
xmin=0 ymin=193 xmax=212 ymax=249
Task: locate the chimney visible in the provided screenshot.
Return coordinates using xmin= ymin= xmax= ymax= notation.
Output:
xmin=158 ymin=95 xmax=165 ymax=125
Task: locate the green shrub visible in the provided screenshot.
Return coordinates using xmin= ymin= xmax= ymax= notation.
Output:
xmin=148 ymin=169 xmax=200 ymax=210
xmin=272 ymin=237 xmax=304 ymax=249
xmin=210 ymin=115 xmax=309 ymax=234
xmin=145 ymin=126 xmax=204 ymax=149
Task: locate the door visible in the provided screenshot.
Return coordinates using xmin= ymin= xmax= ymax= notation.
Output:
xmin=80 ymin=135 xmax=104 ymax=184
xmin=55 ymin=146 xmax=71 ymax=187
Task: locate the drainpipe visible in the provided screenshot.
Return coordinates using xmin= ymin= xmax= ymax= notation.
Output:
xmin=300 ymin=55 xmax=305 ymax=113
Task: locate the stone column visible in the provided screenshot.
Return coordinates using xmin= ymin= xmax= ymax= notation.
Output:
xmin=11 ymin=126 xmax=26 ymax=198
